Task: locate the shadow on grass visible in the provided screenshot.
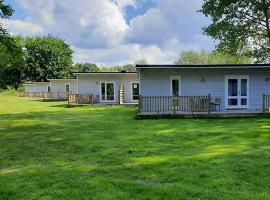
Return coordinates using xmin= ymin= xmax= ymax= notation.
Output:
xmin=1 ymin=105 xmax=270 ymax=199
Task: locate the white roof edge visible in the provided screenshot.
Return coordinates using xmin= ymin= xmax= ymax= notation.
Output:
xmin=24 ymin=82 xmax=49 ymax=85
xmin=137 ymin=66 xmax=270 ymax=69
xmin=48 ymin=79 xmax=77 ymax=81
xmin=73 ymin=72 xmax=137 ymax=75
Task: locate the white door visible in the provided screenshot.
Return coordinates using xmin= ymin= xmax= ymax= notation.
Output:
xmin=225 ymin=76 xmax=249 ymax=109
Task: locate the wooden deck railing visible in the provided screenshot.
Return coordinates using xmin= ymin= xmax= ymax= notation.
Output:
xmin=263 ymin=94 xmax=270 ymax=112
xmin=139 ymin=95 xmax=211 ymax=115
xmin=19 ymin=92 xmax=70 ymax=100
xmin=68 ymin=94 xmax=94 ymax=105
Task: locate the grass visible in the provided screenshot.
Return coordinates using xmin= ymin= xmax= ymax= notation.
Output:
xmin=1 ymin=95 xmax=270 ymax=200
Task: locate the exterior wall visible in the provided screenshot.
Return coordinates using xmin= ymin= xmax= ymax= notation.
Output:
xmin=35 ymin=82 xmax=50 ymax=92
xmin=50 ymin=80 xmax=77 ymax=93
xmin=139 ymin=68 xmax=270 ymax=111
xmin=77 ymin=74 xmax=139 ymax=104
xmin=24 ymin=84 xmax=36 ymax=92
xmin=24 ymin=82 xmax=50 ymax=92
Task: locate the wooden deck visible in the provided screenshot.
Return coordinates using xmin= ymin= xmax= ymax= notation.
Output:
xmin=20 ymin=92 xmax=70 ymax=101
xmin=139 ymin=109 xmax=270 ymax=118
xmin=138 ymin=95 xmax=270 ymax=118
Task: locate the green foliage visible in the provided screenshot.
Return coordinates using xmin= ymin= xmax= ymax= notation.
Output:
xmin=200 ymin=0 xmax=270 ymax=63
xmin=174 ymin=50 xmax=253 ymax=65
xmin=74 ymin=63 xmax=99 ymax=72
xmin=0 ymin=0 xmax=17 ymax=52
xmin=99 ymin=64 xmax=137 ymax=72
xmin=73 ymin=63 xmax=138 ymax=72
xmin=1 ymin=96 xmax=270 ymax=199
xmin=0 ymin=36 xmax=26 ymax=89
xmin=0 ymin=35 xmax=74 ymax=89
xmin=24 ymin=35 xmax=73 ymax=82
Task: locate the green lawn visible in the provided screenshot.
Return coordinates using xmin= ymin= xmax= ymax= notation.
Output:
xmin=1 ymin=95 xmax=270 ymax=200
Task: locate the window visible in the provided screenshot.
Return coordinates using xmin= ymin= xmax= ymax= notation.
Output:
xmin=47 ymin=85 xmax=51 ymax=92
xmin=65 ymin=83 xmax=70 ymax=93
xmin=171 ymin=77 xmax=180 ymax=96
xmin=132 ymin=83 xmax=139 ymax=100
xmin=101 ymin=82 xmax=115 ymax=101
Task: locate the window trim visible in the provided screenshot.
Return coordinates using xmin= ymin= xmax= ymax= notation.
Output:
xmin=65 ymin=83 xmax=70 ymax=93
xmin=100 ymin=82 xmax=116 ymax=102
xmin=170 ymin=76 xmax=181 ymax=96
xmin=131 ymin=82 xmax=139 ymax=101
xmin=225 ymin=75 xmax=249 ymax=110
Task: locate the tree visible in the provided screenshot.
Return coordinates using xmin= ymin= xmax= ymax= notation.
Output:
xmin=200 ymin=0 xmax=270 ymax=63
xmin=0 ymin=0 xmax=17 ymax=52
xmin=0 ymin=36 xmax=26 ymax=89
xmin=134 ymin=59 xmax=148 ymax=65
xmin=74 ymin=63 xmax=99 ymax=72
xmin=24 ymin=35 xmax=73 ymax=82
xmin=174 ymin=50 xmax=252 ymax=65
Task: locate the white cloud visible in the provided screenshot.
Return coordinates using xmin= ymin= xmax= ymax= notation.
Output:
xmin=126 ymin=0 xmax=214 ymax=50
xmin=10 ymin=0 xmax=215 ymax=65
xmin=15 ymin=0 xmax=130 ymax=48
xmin=72 ymin=38 xmax=200 ymax=66
xmin=0 ymin=19 xmax=43 ymax=35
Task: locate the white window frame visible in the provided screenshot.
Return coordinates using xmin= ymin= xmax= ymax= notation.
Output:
xmin=225 ymin=75 xmax=249 ymax=110
xmin=65 ymin=83 xmax=70 ymax=93
xmin=170 ymin=76 xmax=181 ymax=96
xmin=131 ymin=82 xmax=139 ymax=101
xmin=100 ymin=82 xmax=116 ymax=102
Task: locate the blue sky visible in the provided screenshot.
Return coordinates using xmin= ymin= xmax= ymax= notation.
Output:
xmin=2 ymin=0 xmax=215 ymax=65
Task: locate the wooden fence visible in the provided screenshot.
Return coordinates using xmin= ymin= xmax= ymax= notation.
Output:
xmin=68 ymin=94 xmax=94 ymax=105
xmin=139 ymin=95 xmax=211 ymax=114
xmin=19 ymin=92 xmax=69 ymax=100
xmin=263 ymin=94 xmax=270 ymax=112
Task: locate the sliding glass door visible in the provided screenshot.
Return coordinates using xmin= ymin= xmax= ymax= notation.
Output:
xmin=101 ymin=82 xmax=115 ymax=102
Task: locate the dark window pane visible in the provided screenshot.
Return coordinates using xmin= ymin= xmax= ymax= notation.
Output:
xmin=65 ymin=84 xmax=70 ymax=92
xmin=241 ymin=79 xmax=247 ymax=96
xmin=228 ymin=99 xmax=238 ymax=106
xmin=106 ymin=83 xmax=114 ymax=100
xmin=132 ymin=83 xmax=139 ymax=100
xmin=101 ymin=83 xmax=106 ymax=100
xmin=228 ymin=79 xmax=238 ymax=96
xmin=172 ymin=79 xmax=179 ymax=96
xmin=241 ymin=98 xmax=247 ymax=105
xmin=47 ymin=86 xmax=51 ymax=92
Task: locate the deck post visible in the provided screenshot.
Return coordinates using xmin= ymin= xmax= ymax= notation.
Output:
xmin=263 ymin=93 xmax=265 ymax=113
xmin=138 ymin=95 xmax=141 ymax=115
xmin=208 ymin=94 xmax=211 ymax=114
xmin=91 ymin=94 xmax=93 ymax=105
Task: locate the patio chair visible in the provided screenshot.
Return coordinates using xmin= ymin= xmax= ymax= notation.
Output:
xmin=211 ymin=97 xmax=221 ymax=112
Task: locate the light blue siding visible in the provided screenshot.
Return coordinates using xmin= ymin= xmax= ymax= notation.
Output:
xmin=139 ymin=68 xmax=270 ymax=111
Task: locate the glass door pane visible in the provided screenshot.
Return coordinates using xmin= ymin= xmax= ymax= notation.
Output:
xmin=228 ymin=79 xmax=238 ymax=96
xmin=240 ymin=79 xmax=248 ymax=106
xmin=132 ymin=83 xmax=139 ymax=100
xmin=106 ymin=83 xmax=114 ymax=101
xmin=172 ymin=79 xmax=179 ymax=96
xmin=101 ymin=83 xmax=106 ymax=100
xmin=241 ymin=79 xmax=247 ymax=96
xmin=228 ymin=79 xmax=238 ymax=106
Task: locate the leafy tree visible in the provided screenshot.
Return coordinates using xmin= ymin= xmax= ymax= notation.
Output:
xmin=200 ymin=0 xmax=270 ymax=63
xmin=134 ymin=59 xmax=148 ymax=65
xmin=0 ymin=36 xmax=26 ymax=89
xmin=74 ymin=63 xmax=99 ymax=72
xmin=174 ymin=50 xmax=253 ymax=65
xmin=24 ymin=35 xmax=73 ymax=82
xmin=0 ymin=0 xmax=17 ymax=52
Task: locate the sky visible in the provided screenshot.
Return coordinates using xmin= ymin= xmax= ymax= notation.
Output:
xmin=2 ymin=0 xmax=216 ymax=66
